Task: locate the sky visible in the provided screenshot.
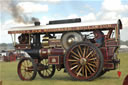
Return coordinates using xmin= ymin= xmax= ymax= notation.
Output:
xmin=0 ymin=0 xmax=128 ymax=43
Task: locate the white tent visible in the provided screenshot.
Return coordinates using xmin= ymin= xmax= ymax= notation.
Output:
xmin=120 ymin=45 xmax=128 ymax=48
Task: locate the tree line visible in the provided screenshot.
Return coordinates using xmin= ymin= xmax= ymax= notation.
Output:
xmin=120 ymin=40 xmax=128 ymax=46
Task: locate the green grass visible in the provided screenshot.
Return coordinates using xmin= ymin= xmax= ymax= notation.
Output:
xmin=0 ymin=52 xmax=128 ymax=85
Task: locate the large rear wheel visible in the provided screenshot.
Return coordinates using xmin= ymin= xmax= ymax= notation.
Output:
xmin=64 ymin=41 xmax=104 ymax=81
xmin=98 ymin=70 xmax=107 ymax=77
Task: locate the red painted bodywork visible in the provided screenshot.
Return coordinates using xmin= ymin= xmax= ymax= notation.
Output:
xmin=39 ymin=48 xmax=64 ymax=57
xmin=100 ymin=29 xmax=120 ymax=70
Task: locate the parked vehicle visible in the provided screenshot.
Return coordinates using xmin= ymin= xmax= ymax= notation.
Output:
xmin=8 ymin=18 xmax=122 ymax=81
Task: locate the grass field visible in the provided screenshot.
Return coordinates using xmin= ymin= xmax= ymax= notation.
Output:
xmin=0 ymin=52 xmax=128 ymax=85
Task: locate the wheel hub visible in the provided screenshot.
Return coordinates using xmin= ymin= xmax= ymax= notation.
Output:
xmin=68 ymin=37 xmax=75 ymax=44
xmin=80 ymin=58 xmax=87 ymax=65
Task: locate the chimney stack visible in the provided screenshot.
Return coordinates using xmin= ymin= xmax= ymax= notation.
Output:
xmin=34 ymin=21 xmax=40 ymax=26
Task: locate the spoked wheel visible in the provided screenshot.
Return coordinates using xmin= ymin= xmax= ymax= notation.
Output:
xmin=17 ymin=57 xmax=37 ymax=80
xmin=38 ymin=59 xmax=55 ymax=78
xmin=98 ymin=70 xmax=107 ymax=77
xmin=65 ymin=41 xmax=104 ymax=81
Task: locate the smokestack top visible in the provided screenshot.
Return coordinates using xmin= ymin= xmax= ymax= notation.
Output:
xmin=34 ymin=21 xmax=40 ymax=26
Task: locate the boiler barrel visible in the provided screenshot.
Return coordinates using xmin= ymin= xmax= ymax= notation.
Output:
xmin=24 ymin=49 xmax=40 ymax=59
xmin=39 ymin=48 xmax=65 ymax=57
xmin=24 ymin=48 xmax=65 ymax=59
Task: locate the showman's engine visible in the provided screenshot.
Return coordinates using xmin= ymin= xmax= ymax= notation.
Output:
xmin=8 ymin=18 xmax=122 ymax=81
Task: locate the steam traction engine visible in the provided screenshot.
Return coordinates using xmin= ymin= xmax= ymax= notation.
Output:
xmin=8 ymin=18 xmax=122 ymax=81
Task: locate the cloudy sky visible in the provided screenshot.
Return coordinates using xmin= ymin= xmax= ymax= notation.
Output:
xmin=0 ymin=0 xmax=128 ymax=43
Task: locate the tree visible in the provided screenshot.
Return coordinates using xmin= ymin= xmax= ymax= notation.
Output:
xmin=125 ymin=40 xmax=128 ymax=46
xmin=120 ymin=40 xmax=128 ymax=46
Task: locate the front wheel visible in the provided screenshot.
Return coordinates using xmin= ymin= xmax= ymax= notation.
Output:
xmin=64 ymin=41 xmax=104 ymax=81
xmin=17 ymin=57 xmax=37 ymax=80
xmin=38 ymin=59 xmax=55 ymax=78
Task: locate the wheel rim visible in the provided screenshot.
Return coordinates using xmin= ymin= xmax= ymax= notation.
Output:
xmin=65 ymin=42 xmax=102 ymax=80
xmin=18 ymin=58 xmax=37 ymax=80
xmin=38 ymin=59 xmax=55 ymax=78
xmin=98 ymin=70 xmax=107 ymax=77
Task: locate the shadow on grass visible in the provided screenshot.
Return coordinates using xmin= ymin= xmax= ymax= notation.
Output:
xmin=36 ymin=75 xmax=73 ymax=81
xmin=52 ymin=76 xmax=73 ymax=81
xmin=98 ymin=76 xmax=119 ymax=80
xmin=36 ymin=74 xmax=119 ymax=82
